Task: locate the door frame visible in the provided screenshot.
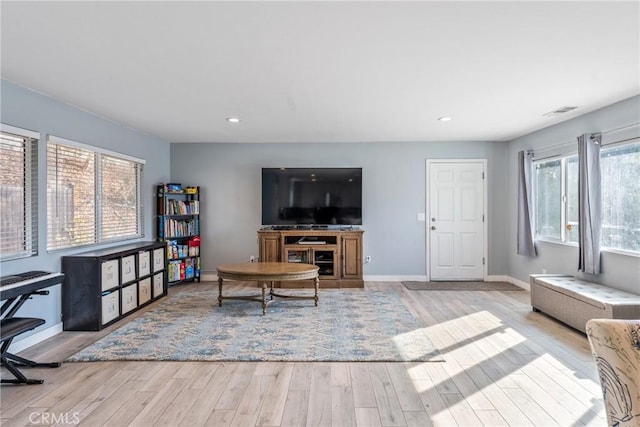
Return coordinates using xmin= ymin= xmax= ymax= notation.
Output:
xmin=425 ymin=159 xmax=488 ymax=281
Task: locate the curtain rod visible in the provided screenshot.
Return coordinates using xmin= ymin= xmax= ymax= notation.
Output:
xmin=534 ymin=122 xmax=639 ymax=154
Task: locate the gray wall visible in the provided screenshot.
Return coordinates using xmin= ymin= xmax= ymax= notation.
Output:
xmin=506 ymin=96 xmax=640 ymax=293
xmin=2 ymin=77 xmax=637 ymax=345
xmin=170 ymin=140 xmax=509 ymax=279
xmin=171 ymin=97 xmax=639 ymax=290
xmin=0 ymin=80 xmax=171 ymax=333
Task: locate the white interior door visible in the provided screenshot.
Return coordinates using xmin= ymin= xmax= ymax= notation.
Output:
xmin=428 ymin=160 xmax=486 ymax=281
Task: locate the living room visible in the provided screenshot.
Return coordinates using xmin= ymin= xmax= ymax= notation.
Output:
xmin=1 ymin=1 xmax=639 ymax=426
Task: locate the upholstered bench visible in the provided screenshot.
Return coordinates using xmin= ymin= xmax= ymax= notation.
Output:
xmin=529 ymin=274 xmax=640 ymax=333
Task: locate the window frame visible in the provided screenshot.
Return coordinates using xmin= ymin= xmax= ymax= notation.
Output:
xmin=0 ymin=124 xmax=39 ymax=262
xmin=533 ymin=139 xmax=640 ymax=257
xmin=533 ymin=156 xmax=567 ymax=243
xmin=46 ymin=135 xmax=145 ymax=252
xmin=598 ymin=140 xmax=640 ymax=255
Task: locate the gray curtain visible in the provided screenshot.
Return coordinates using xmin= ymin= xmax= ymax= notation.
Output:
xmin=517 ymin=150 xmax=537 ymax=256
xmin=577 ymin=133 xmax=602 ymax=273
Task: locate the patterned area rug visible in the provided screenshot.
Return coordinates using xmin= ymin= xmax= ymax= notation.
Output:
xmin=403 ymin=281 xmax=524 ymax=291
xmin=67 ymin=289 xmax=443 ymax=362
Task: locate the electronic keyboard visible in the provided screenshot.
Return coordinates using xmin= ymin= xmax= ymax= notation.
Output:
xmin=0 ymin=271 xmax=64 ymax=301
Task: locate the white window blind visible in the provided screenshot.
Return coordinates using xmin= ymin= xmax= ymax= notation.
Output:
xmin=100 ymin=154 xmax=142 ymax=241
xmin=47 ymin=137 xmax=144 ymax=251
xmin=0 ymin=128 xmax=38 ymax=260
xmin=47 ymin=143 xmax=96 ymax=250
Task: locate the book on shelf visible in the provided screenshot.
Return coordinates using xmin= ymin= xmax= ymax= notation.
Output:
xmin=167 ymin=200 xmax=200 ymax=215
xmin=185 ymin=258 xmax=194 ymax=279
xmin=167 ymin=240 xmax=198 ymax=260
xmin=164 ymin=218 xmax=199 ymax=238
xmin=167 ymin=260 xmax=182 ymax=282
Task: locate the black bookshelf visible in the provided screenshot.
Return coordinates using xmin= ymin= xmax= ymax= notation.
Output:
xmin=156 ymin=184 xmax=201 ymax=284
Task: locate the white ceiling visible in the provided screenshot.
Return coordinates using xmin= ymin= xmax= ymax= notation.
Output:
xmin=1 ymin=1 xmax=639 ymax=144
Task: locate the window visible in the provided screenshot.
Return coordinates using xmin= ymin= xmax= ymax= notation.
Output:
xmin=535 ymin=159 xmax=562 ymax=240
xmin=0 ymin=126 xmax=38 ymax=260
xmin=534 ymin=140 xmax=640 ymax=253
xmin=601 ymin=143 xmax=640 ymax=252
xmin=566 ymin=156 xmax=579 ymax=243
xmin=47 ymin=136 xmax=144 ymax=251
xmin=100 ymin=154 xmax=142 ymax=240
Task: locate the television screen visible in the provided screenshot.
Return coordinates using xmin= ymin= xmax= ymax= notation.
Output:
xmin=262 ymin=168 xmax=362 ymax=226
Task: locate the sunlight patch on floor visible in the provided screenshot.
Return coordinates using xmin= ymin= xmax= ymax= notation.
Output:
xmin=401 ymin=309 xmax=608 ymax=426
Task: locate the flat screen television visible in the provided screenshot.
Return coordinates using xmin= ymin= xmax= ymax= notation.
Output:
xmin=262 ymin=167 xmax=362 ymax=226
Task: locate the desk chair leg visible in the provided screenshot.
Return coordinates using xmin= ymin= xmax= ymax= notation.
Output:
xmin=1 ymin=355 xmax=44 ymax=385
xmin=0 ymin=322 xmax=60 ymax=385
xmin=4 ymin=352 xmax=61 ymax=368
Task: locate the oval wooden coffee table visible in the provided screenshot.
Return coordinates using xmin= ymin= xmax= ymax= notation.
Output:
xmin=216 ymin=262 xmax=320 ymax=314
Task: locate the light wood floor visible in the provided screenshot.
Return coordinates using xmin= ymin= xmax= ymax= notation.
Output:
xmin=1 ymin=281 xmax=606 ymax=427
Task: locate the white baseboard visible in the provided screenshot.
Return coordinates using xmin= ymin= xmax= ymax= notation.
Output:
xmin=366 ymin=274 xmax=530 ymax=290
xmin=206 ymin=274 xmax=429 ymax=283
xmin=10 ymin=323 xmax=63 ymax=353
xmin=487 ymin=275 xmax=529 ymax=290
xmin=198 ymin=273 xmax=530 ymax=290
xmin=364 ymin=275 xmax=427 ymax=282
xmin=485 ymin=274 xmax=508 ymax=282
xmin=506 ymin=276 xmax=530 ymax=291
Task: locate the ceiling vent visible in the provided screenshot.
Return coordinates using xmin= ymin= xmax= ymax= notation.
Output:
xmin=543 ymin=106 xmax=579 ymax=117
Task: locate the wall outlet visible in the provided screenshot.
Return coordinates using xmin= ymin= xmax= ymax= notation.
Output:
xmin=249 ymin=255 xmax=256 ymax=263
xmin=542 ymin=268 xmax=547 ymax=274
xmin=365 ymin=255 xmax=371 ymax=264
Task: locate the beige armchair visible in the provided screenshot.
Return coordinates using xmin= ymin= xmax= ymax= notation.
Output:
xmin=586 ymin=319 xmax=640 ymax=427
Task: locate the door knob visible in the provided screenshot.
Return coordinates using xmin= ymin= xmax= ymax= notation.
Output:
xmin=431 ymin=226 xmax=436 ymax=230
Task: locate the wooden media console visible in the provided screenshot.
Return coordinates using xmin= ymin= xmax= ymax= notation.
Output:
xmin=257 ymin=228 xmax=364 ymax=288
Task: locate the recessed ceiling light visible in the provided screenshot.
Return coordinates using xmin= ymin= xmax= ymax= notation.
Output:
xmin=226 ymin=117 xmax=240 ymax=123
xmin=437 ymin=116 xmax=452 ymax=122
